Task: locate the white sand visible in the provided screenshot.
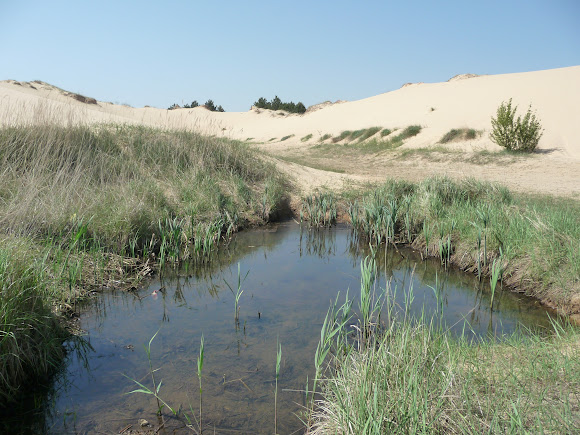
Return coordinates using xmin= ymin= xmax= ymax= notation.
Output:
xmin=1 ymin=66 xmax=579 ymax=195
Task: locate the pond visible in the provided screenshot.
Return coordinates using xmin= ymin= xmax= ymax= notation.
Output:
xmin=9 ymin=222 xmax=555 ymax=434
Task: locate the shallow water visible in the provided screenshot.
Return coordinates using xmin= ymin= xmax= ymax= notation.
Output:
xmin=16 ymin=222 xmax=555 ymax=434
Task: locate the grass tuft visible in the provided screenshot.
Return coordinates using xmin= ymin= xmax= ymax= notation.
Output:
xmin=440 ymin=127 xmax=480 ymax=143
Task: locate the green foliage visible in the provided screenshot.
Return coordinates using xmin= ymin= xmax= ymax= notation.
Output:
xmin=380 ymin=128 xmax=392 ymax=137
xmin=490 ymin=98 xmax=543 ymax=152
xmin=301 ymin=134 xmax=313 ymax=142
xmin=300 ymin=192 xmax=337 ymax=227
xmin=319 ymin=134 xmax=331 ymax=142
xmin=254 ymin=96 xmax=307 ymax=114
xmin=280 ymin=134 xmax=294 ymax=141
xmin=183 ymin=100 xmax=199 ymax=109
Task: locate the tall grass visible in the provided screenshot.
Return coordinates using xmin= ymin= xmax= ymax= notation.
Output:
xmin=0 ymin=122 xmax=287 ymax=405
xmin=308 ymin=261 xmax=580 ymax=434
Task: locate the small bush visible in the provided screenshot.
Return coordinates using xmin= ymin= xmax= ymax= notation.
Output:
xmin=280 ymin=135 xmax=294 ymax=141
xmin=380 ymin=128 xmax=392 ymax=137
xmin=490 ymin=99 xmax=543 ymax=152
xmin=301 ymin=134 xmax=313 ymax=142
xmin=319 ymin=134 xmax=331 ymax=142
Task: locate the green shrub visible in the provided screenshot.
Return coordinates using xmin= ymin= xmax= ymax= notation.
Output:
xmin=319 ymin=134 xmax=331 ymax=142
xmin=301 ymin=134 xmax=313 ymax=142
xmin=490 ymin=99 xmax=543 ymax=152
xmin=380 ymin=128 xmax=392 ymax=137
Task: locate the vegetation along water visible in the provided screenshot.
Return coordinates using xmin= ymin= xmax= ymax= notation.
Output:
xmin=0 ymin=123 xmax=578 ymax=433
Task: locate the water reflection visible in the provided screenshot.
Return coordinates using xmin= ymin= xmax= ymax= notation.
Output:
xmin=16 ymin=222 xmax=555 ymax=434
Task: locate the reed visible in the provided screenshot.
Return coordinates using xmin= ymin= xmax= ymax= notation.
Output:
xmin=197 ymin=334 xmax=205 ymax=434
xmin=124 ymin=330 xmax=176 ymax=417
xmin=224 ymin=263 xmax=248 ymax=325
xmin=301 ymin=192 xmax=337 ymax=228
xmin=274 ymin=340 xmax=282 ymax=434
xmin=489 ymin=257 xmax=503 ymax=310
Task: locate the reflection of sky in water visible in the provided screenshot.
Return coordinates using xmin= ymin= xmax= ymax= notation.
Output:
xmin=35 ymin=222 xmax=552 ymax=434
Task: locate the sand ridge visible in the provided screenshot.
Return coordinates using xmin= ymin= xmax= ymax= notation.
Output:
xmin=1 ymin=66 xmax=579 ymax=196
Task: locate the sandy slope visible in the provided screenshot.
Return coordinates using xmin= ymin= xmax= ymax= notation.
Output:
xmin=1 ymin=66 xmax=579 ymax=197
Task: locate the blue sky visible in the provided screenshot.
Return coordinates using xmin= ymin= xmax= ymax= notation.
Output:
xmin=1 ymin=1 xmax=578 ymax=111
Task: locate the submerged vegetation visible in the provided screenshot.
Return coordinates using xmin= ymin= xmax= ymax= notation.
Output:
xmin=0 ymin=123 xmax=286 ymax=405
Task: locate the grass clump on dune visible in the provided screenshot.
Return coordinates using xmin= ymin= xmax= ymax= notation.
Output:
xmin=331 ymin=127 xmax=382 ymax=144
xmin=440 ymin=127 xmax=479 ymax=143
xmin=0 ymin=123 xmax=287 ymax=405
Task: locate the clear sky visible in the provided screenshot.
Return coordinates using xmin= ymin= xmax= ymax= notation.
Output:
xmin=1 ymin=1 xmax=578 ymax=112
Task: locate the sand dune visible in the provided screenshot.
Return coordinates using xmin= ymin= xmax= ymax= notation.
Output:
xmin=1 ymin=66 xmax=579 ymax=156
xmin=1 ymin=66 xmax=579 ymax=196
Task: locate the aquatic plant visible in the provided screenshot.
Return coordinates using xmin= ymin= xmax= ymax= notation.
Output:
xmin=124 ymin=330 xmax=176 ymax=416
xmin=197 ymin=334 xmax=205 ymax=434
xmin=224 ymin=262 xmax=248 ymax=325
xmin=274 ymin=340 xmax=282 ymax=434
xmin=489 ymin=257 xmax=503 ymax=310
xmin=301 ymin=192 xmax=337 ymax=228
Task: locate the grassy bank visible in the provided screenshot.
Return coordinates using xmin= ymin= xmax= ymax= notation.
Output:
xmin=308 ymin=269 xmax=579 ymax=433
xmin=341 ymin=177 xmax=580 ymax=316
xmin=0 ymin=123 xmax=287 ymax=404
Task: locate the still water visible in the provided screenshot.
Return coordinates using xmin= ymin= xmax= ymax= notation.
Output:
xmin=23 ymin=222 xmax=555 ymax=433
